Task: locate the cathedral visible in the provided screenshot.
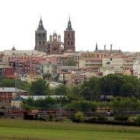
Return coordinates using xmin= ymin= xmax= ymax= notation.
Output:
xmin=34 ymin=17 xmax=75 ymax=55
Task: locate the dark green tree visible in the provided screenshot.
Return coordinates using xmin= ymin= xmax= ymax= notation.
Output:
xmin=100 ymin=74 xmax=125 ymax=96
xmin=121 ymin=83 xmax=135 ymax=97
xmin=43 ymin=73 xmax=51 ymax=80
xmin=30 ymin=79 xmax=49 ymax=95
xmin=0 ymin=78 xmax=15 ymax=87
xmin=55 ymin=84 xmax=67 ymax=95
xmin=80 ymin=77 xmax=101 ymax=101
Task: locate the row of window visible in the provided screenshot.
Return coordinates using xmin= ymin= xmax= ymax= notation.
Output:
xmin=37 ymin=33 xmax=74 ymax=38
xmin=67 ymin=33 xmax=74 ymax=38
xmin=39 ymin=41 xmax=45 ymax=45
xmin=36 ymin=33 xmax=45 ymax=37
xmin=67 ymin=41 xmax=73 ymax=46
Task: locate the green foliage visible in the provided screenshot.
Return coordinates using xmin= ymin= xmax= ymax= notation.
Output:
xmin=55 ymin=85 xmax=67 ymax=95
xmin=110 ymin=97 xmax=140 ymax=114
xmin=80 ymin=77 xmax=101 ymax=101
xmin=121 ymin=83 xmax=135 ymax=97
xmin=22 ymin=97 xmax=58 ymax=109
xmin=66 ymin=100 xmax=97 ymax=113
xmin=74 ymin=111 xmax=85 ymax=122
xmin=101 ymin=74 xmax=125 ymax=96
xmin=18 ymin=80 xmax=31 ymax=92
xmin=100 ymin=74 xmax=139 ymax=97
xmin=0 ymin=78 xmax=15 ymax=87
xmin=43 ymin=73 xmax=51 ymax=80
xmin=0 ymin=78 xmax=31 ymax=92
xmin=135 ymin=115 xmax=140 ymax=124
xmin=30 ymin=79 xmax=49 ymax=95
xmin=97 ymin=114 xmax=107 ymax=121
xmin=22 ymin=104 xmax=33 ymax=110
xmin=114 ymin=115 xmax=129 ymax=122
xmin=66 ymin=85 xmax=83 ymax=101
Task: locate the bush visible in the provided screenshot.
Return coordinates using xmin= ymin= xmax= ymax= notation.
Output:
xmin=73 ymin=111 xmax=85 ymax=122
xmin=114 ymin=115 xmax=129 ymax=122
xmin=97 ymin=114 xmax=107 ymax=121
xmin=135 ymin=115 xmax=140 ymax=124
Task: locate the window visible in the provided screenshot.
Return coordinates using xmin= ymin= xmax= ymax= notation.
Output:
xmin=68 ymin=33 xmax=70 ymax=38
xmin=68 ymin=41 xmax=69 ymax=45
xmin=39 ymin=41 xmax=41 ymax=45
xmin=71 ymin=41 xmax=73 ymax=45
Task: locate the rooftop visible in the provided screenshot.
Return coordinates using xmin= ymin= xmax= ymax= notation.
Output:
xmin=0 ymin=87 xmax=27 ymax=93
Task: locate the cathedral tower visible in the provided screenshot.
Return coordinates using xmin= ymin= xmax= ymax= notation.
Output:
xmin=35 ymin=18 xmax=47 ymax=52
xmin=64 ymin=17 xmax=75 ymax=53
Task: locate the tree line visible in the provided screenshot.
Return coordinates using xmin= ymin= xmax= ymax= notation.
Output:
xmin=1 ymin=74 xmax=140 ymax=112
xmin=1 ymin=74 xmax=140 ymax=99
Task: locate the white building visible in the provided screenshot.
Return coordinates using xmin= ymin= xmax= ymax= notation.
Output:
xmin=133 ymin=59 xmax=140 ymax=78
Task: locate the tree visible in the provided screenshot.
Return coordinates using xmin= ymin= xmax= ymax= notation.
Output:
xmin=18 ymin=80 xmax=31 ymax=92
xmin=30 ymin=79 xmax=49 ymax=95
xmin=100 ymin=74 xmax=125 ymax=96
xmin=80 ymin=77 xmax=101 ymax=101
xmin=55 ymin=85 xmax=67 ymax=95
xmin=110 ymin=97 xmax=140 ymax=115
xmin=43 ymin=73 xmax=51 ymax=80
xmin=121 ymin=83 xmax=135 ymax=97
xmin=0 ymin=78 xmax=15 ymax=87
xmin=67 ymin=85 xmax=83 ymax=102
xmin=66 ymin=100 xmax=97 ymax=113
xmin=0 ymin=78 xmax=31 ymax=92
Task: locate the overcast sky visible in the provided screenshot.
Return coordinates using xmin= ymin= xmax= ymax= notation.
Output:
xmin=0 ymin=0 xmax=140 ymax=52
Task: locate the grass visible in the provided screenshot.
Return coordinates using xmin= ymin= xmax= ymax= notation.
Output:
xmin=0 ymin=119 xmax=140 ymax=140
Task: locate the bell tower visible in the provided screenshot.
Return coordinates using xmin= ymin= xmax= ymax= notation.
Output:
xmin=64 ymin=17 xmax=75 ymax=53
xmin=35 ymin=18 xmax=47 ymax=52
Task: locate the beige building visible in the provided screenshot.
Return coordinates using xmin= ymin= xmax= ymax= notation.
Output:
xmin=79 ymin=58 xmax=102 ymax=69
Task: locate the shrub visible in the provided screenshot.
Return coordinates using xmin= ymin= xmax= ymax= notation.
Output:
xmin=73 ymin=111 xmax=85 ymax=122
xmin=114 ymin=115 xmax=129 ymax=122
xmin=97 ymin=114 xmax=107 ymax=121
xmin=135 ymin=115 xmax=140 ymax=124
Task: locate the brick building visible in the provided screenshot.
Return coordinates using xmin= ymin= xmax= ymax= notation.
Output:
xmin=0 ymin=65 xmax=15 ymax=79
xmin=0 ymin=87 xmax=28 ymax=109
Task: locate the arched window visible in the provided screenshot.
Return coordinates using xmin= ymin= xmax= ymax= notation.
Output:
xmin=71 ymin=41 xmax=73 ymax=45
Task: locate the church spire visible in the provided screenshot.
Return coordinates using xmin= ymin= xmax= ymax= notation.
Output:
xmin=67 ymin=16 xmax=73 ymax=30
xmin=95 ymin=43 xmax=98 ymax=51
xmin=38 ymin=17 xmax=44 ymax=29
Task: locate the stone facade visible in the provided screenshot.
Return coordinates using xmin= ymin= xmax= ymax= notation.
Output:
xmin=35 ymin=18 xmax=75 ymax=55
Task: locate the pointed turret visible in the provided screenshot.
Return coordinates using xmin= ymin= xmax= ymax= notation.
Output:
xmin=35 ymin=17 xmax=47 ymax=52
xmin=95 ymin=43 xmax=98 ymax=51
xmin=66 ymin=16 xmax=73 ymax=30
xmin=38 ymin=17 xmax=44 ymax=30
xmin=64 ymin=16 xmax=75 ymax=53
xmin=12 ymin=45 xmax=16 ymax=51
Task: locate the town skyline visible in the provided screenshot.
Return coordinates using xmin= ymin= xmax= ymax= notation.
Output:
xmin=0 ymin=0 xmax=140 ymax=52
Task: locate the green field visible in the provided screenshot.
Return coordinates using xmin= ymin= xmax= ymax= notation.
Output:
xmin=0 ymin=119 xmax=140 ymax=140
